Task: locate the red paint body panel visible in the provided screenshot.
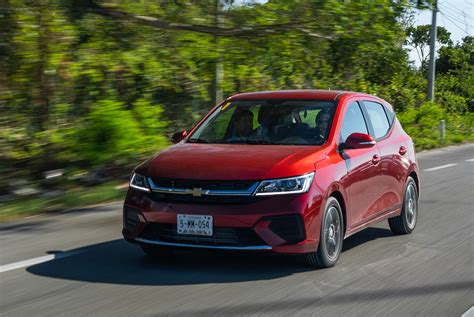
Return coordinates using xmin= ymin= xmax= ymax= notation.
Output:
xmin=229 ymin=90 xmax=345 ymax=101
xmin=124 ymin=90 xmax=419 ymax=254
xmin=145 ymin=144 xmax=326 ymax=180
xmin=124 ymin=186 xmax=322 ymax=254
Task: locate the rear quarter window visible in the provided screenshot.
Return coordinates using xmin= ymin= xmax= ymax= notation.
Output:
xmin=384 ymin=104 xmax=396 ymax=125
xmin=363 ymin=101 xmax=391 ymax=140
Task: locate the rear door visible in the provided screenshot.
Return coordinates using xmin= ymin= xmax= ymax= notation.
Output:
xmin=361 ymin=100 xmax=404 ymax=215
xmin=338 ymin=101 xmax=382 ymax=229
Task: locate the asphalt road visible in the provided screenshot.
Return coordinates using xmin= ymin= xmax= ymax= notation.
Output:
xmin=1 ymin=144 xmax=473 ymax=316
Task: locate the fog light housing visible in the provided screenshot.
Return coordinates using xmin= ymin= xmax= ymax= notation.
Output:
xmin=261 ymin=214 xmax=306 ymax=244
xmin=124 ymin=206 xmax=141 ymax=233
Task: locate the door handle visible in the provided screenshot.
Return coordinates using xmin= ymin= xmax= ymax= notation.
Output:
xmin=399 ymin=146 xmax=407 ymax=156
xmin=372 ymin=154 xmax=380 ymax=165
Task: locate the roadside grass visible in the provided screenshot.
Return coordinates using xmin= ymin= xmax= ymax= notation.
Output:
xmin=0 ymin=182 xmax=127 ymax=222
xmin=414 ymin=135 xmax=474 ymax=151
xmin=399 ymin=102 xmax=474 ymax=151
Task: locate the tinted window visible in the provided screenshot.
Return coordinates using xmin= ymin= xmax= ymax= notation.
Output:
xmin=189 ymin=100 xmax=336 ymax=145
xmin=340 ymin=102 xmax=368 ymax=143
xmin=364 ymin=101 xmax=390 ymax=139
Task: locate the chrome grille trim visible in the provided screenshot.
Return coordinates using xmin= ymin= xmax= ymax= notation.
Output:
xmin=147 ymin=178 xmax=259 ymax=196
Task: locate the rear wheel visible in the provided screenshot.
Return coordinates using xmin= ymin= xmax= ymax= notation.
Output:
xmin=140 ymin=244 xmax=174 ymax=258
xmin=388 ymin=176 xmax=418 ymax=234
xmin=305 ymin=197 xmax=344 ymax=268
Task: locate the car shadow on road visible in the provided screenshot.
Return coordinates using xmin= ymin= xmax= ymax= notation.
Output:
xmin=27 ymin=227 xmax=395 ymax=286
xmin=27 ymin=239 xmax=312 ymax=285
xmin=342 ymin=227 xmax=394 ymax=252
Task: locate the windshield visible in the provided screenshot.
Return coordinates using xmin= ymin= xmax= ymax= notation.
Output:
xmin=188 ymin=100 xmax=336 ymax=145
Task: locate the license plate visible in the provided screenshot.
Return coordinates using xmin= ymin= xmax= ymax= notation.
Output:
xmin=177 ymin=214 xmax=213 ymax=236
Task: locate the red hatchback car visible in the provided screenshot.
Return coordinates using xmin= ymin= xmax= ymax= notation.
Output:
xmin=123 ymin=90 xmax=420 ymax=267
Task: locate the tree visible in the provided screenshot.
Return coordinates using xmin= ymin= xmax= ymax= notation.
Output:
xmin=1 ymin=0 xmax=472 ymax=188
xmin=437 ymin=36 xmax=474 ymax=73
xmin=405 ymin=24 xmax=452 ymax=66
xmin=436 ymin=36 xmax=474 ymax=112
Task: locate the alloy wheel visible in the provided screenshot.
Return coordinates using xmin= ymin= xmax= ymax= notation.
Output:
xmin=405 ymin=183 xmax=417 ymax=229
xmin=324 ymin=206 xmax=341 ymax=261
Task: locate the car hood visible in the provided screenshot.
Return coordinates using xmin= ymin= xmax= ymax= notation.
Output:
xmin=137 ymin=143 xmax=326 ymax=180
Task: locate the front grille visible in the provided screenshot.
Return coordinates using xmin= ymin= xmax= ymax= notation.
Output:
xmin=124 ymin=207 xmax=140 ymax=232
xmin=139 ymin=223 xmax=267 ymax=247
xmin=151 ymin=178 xmax=256 ymax=191
xmin=150 ymin=192 xmax=263 ymax=204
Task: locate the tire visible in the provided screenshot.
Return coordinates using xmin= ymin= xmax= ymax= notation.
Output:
xmin=305 ymin=197 xmax=344 ymax=268
xmin=388 ymin=176 xmax=418 ymax=235
xmin=140 ymin=244 xmax=174 ymax=259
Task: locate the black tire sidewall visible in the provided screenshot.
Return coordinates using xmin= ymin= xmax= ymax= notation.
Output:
xmin=318 ymin=197 xmax=344 ymax=267
xmin=402 ymin=177 xmax=418 ymax=233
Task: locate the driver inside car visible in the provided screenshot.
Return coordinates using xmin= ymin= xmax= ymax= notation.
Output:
xmin=228 ymin=109 xmax=256 ymax=142
xmin=313 ymin=110 xmax=331 ymax=141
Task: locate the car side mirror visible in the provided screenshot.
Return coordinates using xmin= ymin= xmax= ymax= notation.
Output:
xmin=171 ymin=130 xmax=187 ymax=144
xmin=341 ymin=132 xmax=376 ymax=150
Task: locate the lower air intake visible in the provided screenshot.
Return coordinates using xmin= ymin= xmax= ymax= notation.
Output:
xmin=124 ymin=207 xmax=140 ymax=232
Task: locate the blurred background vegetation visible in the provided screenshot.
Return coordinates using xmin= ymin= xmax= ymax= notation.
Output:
xmin=0 ymin=0 xmax=472 ymax=219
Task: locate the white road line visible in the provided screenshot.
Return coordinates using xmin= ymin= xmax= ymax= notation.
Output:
xmin=462 ymin=306 xmax=474 ymax=317
xmin=0 ymin=250 xmax=83 ymax=273
xmin=423 ymin=163 xmax=458 ymax=172
xmin=466 ymin=158 xmax=474 ymax=162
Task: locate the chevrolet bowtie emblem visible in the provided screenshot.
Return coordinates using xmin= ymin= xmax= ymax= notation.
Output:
xmin=189 ymin=187 xmax=206 ymax=197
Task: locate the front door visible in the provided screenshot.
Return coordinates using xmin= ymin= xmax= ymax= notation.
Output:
xmin=362 ymin=100 xmax=405 ymax=214
xmin=338 ymin=101 xmax=382 ymax=230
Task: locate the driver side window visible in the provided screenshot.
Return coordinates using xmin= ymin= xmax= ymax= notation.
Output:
xmin=339 ymin=102 xmax=369 ymax=143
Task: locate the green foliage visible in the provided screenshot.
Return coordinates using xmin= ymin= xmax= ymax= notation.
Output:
xmin=76 ymin=99 xmax=167 ymax=166
xmin=399 ymin=102 xmax=440 ymax=149
xmin=406 ymin=25 xmax=452 ymax=65
xmin=0 ymin=0 xmax=473 ymax=194
xmin=437 ymin=36 xmax=474 ymax=74
xmin=399 ymin=101 xmax=473 ymax=149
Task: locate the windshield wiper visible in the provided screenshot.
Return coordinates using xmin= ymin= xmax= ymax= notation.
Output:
xmin=187 ymin=138 xmax=209 ymax=144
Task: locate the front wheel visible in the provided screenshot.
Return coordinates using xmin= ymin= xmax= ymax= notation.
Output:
xmin=388 ymin=176 xmax=418 ymax=235
xmin=305 ymin=197 xmax=344 ymax=268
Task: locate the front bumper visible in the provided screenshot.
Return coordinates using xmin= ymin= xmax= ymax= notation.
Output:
xmin=134 ymin=238 xmax=272 ymax=251
xmin=122 ymin=186 xmax=323 ymax=254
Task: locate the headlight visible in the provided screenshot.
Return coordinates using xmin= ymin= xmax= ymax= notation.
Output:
xmin=130 ymin=173 xmax=150 ymax=192
xmin=254 ymin=172 xmax=314 ymax=196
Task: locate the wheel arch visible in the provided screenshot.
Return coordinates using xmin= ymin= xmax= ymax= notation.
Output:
xmin=408 ymin=170 xmax=420 ymax=196
xmin=329 ymin=190 xmax=347 ymax=237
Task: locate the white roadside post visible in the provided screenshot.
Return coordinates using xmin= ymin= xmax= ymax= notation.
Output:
xmin=439 ymin=119 xmax=446 ymax=143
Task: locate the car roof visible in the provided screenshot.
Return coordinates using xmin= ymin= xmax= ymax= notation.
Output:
xmin=228 ymin=90 xmax=368 ymax=101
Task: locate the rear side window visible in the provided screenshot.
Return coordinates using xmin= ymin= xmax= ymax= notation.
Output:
xmin=340 ymin=102 xmax=368 ymax=143
xmin=384 ymin=104 xmax=396 ymax=125
xmin=364 ymin=101 xmax=390 ymax=139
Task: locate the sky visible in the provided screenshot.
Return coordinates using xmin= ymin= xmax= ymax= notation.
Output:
xmin=409 ymin=0 xmax=474 ymax=65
